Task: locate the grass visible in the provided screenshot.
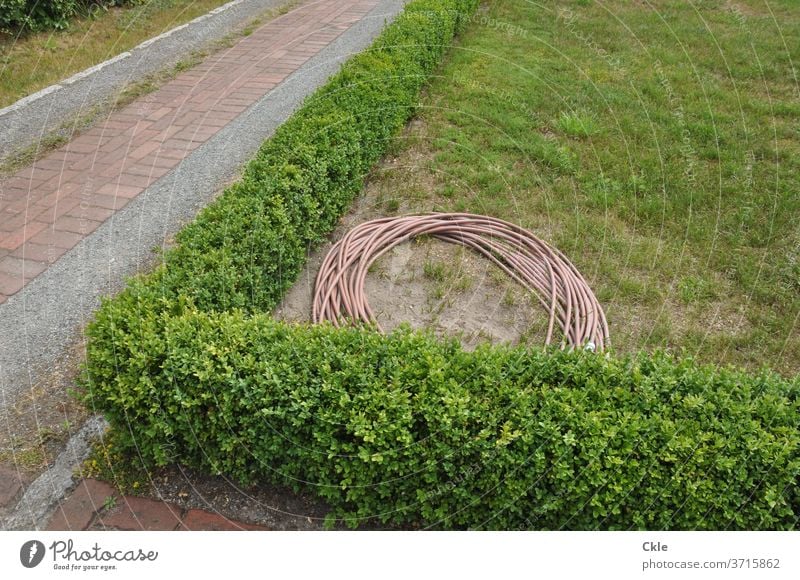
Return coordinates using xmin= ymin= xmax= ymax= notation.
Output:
xmin=0 ymin=0 xmax=252 ymax=108
xmin=365 ymin=0 xmax=800 ymax=375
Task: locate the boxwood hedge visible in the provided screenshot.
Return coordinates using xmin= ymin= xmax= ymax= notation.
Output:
xmin=81 ymin=0 xmax=800 ymax=529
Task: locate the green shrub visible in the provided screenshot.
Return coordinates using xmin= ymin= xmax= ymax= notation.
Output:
xmin=1 ymin=0 xmax=74 ymax=33
xmin=80 ymin=0 xmax=799 ymax=530
xmin=0 ymin=0 xmax=135 ymax=35
xmin=85 ymin=311 xmax=800 ymax=529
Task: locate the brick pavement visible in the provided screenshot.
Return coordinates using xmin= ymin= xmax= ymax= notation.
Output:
xmin=45 ymin=479 xmax=268 ymax=531
xmin=0 ymin=0 xmax=377 ymax=304
xmin=0 ymin=465 xmax=24 ymax=511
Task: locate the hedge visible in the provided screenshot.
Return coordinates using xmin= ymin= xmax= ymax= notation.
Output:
xmin=87 ymin=312 xmax=799 ymax=529
xmin=81 ymin=0 xmax=800 ymax=529
xmin=0 ymin=0 xmax=131 ymax=35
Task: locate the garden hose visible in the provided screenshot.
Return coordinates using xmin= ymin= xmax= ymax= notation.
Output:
xmin=312 ymin=213 xmax=609 ymax=350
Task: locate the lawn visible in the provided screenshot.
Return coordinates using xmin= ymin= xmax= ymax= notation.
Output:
xmin=364 ymin=0 xmax=799 ymax=374
xmin=0 ymin=0 xmax=254 ymax=108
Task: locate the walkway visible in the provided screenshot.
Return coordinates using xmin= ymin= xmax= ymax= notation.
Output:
xmin=0 ymin=0 xmax=375 ymax=302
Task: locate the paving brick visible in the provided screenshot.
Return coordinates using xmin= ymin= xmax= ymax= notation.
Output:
xmin=46 ymin=479 xmax=117 ymax=531
xmin=35 ymin=197 xmax=84 ymax=225
xmin=53 ymin=216 xmax=102 ymax=235
xmin=40 ymin=170 xmax=82 ymax=189
xmin=11 ymin=242 xmax=66 ymax=264
xmin=83 ymin=194 xmax=130 ymax=211
xmin=0 ymin=256 xmax=48 ymax=278
xmin=27 ymin=228 xmax=83 ymax=250
xmin=65 ymin=205 xmax=115 ymax=222
xmin=99 ymin=496 xmax=182 ymax=531
xmin=116 ymin=172 xmax=154 ymax=189
xmin=15 ymin=166 xmax=61 ymax=185
xmin=98 ymin=159 xmax=128 ymax=178
xmin=32 ymin=157 xmax=71 ymax=172
xmin=143 ymin=154 xmax=180 ymax=169
xmin=1 ymin=176 xmax=35 ymax=191
xmin=147 ymin=106 xmax=174 ymax=122
xmin=65 ymin=137 xmax=105 ymax=154
xmin=0 ymin=272 xmax=24 ymax=295
xmin=97 ymin=183 xmax=144 ymax=199
xmin=69 ymin=154 xmax=102 ymax=172
xmin=121 ymin=162 xmax=172 ymax=179
xmin=128 ymin=140 xmax=162 ymax=160
xmin=0 ymin=465 xmax=23 ymax=508
xmin=179 ymin=509 xmax=269 ymax=531
xmin=0 ymin=221 xmax=48 ymax=250
xmin=156 ymin=148 xmax=191 ymax=161
xmin=0 ymin=209 xmax=47 ymax=233
xmin=44 ymin=150 xmax=84 ymax=164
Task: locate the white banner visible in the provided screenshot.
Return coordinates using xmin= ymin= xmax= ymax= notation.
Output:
xmin=1 ymin=532 xmax=797 ymax=579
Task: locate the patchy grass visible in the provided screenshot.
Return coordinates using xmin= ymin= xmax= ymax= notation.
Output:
xmin=364 ymin=0 xmax=800 ymax=374
xmin=0 ymin=0 xmax=288 ymax=108
xmin=0 ymin=133 xmax=68 ymax=174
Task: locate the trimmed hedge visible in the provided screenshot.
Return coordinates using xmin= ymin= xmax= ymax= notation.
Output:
xmin=88 ymin=312 xmax=799 ymax=529
xmin=81 ymin=0 xmax=800 ymax=529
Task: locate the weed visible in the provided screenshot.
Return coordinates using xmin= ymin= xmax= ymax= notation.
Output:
xmin=556 ymin=111 xmax=599 ymax=138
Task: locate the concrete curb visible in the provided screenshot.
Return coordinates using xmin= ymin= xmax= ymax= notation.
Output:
xmin=1 ymin=416 xmax=108 ymax=530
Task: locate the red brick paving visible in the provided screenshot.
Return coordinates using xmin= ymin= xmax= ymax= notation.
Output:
xmin=0 ymin=465 xmax=23 ymax=508
xmin=46 ymin=478 xmax=116 ymax=531
xmin=98 ymin=495 xmax=184 ymax=531
xmin=0 ymin=0 xmax=377 ymax=303
xmin=44 ymin=479 xmax=268 ymax=531
xmin=179 ymin=509 xmax=268 ymax=531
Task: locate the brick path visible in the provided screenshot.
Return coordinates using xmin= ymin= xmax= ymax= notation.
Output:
xmin=45 ymin=479 xmax=267 ymax=531
xmin=0 ymin=0 xmax=377 ymax=303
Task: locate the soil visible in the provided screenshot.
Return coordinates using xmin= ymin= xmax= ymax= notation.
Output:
xmin=0 ymin=338 xmax=89 ymax=480
xmin=275 ymin=173 xmax=551 ymax=349
xmin=134 ymin=464 xmax=331 ymax=530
